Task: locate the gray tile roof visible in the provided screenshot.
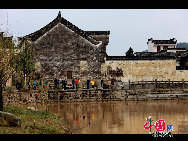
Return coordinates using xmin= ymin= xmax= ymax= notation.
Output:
xmin=23 ymin=11 xmax=110 ymax=46
xmin=147 ymin=38 xmax=177 ymax=44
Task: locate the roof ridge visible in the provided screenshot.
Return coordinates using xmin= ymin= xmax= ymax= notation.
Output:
xmin=24 ymin=11 xmax=104 ymax=46
xmin=84 ymin=31 xmax=110 ymax=35
xmin=24 ymin=14 xmax=60 ymax=41
xmin=60 ymin=16 xmax=101 ymax=45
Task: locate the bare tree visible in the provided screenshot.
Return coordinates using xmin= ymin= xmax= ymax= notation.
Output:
xmin=0 ymin=13 xmax=34 ymax=111
xmin=0 ymin=32 xmax=18 ymax=110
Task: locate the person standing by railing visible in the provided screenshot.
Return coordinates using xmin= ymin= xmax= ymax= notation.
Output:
xmin=87 ymin=80 xmax=90 ymax=89
xmin=75 ymin=79 xmax=79 ymax=89
xmin=72 ymin=79 xmax=75 ymax=89
xmin=101 ymin=79 xmax=104 ymax=89
xmin=91 ymin=80 xmax=95 ymax=88
xmin=54 ymin=79 xmax=57 ymax=89
xmin=64 ymin=79 xmax=67 ymax=90
xmin=33 ymin=80 xmax=37 ymax=90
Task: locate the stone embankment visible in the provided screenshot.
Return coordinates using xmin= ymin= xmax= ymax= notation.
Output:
xmin=125 ymin=93 xmax=188 ymax=100
xmin=3 ymin=89 xmax=188 ymax=106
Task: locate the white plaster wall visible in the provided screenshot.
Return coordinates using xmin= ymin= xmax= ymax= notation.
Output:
xmin=147 ymin=41 xmax=156 ymax=52
xmin=167 ymin=45 xmax=176 ymax=49
xmin=148 ymin=43 xmax=176 ymax=52
xmin=167 ymin=50 xmax=176 ymax=53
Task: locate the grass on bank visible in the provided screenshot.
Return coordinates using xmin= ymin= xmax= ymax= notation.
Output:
xmin=0 ymin=106 xmax=71 ymax=134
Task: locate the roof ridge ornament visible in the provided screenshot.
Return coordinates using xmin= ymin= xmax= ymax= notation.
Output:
xmin=58 ymin=11 xmax=61 ymax=17
xmin=57 ymin=11 xmax=61 ymax=22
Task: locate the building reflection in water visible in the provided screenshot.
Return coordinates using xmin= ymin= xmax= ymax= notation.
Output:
xmin=34 ymin=100 xmax=188 ymax=134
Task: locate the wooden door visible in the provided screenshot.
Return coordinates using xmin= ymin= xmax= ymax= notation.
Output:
xmin=157 ymin=46 xmax=161 ymax=52
xmin=67 ymin=71 xmax=72 ymax=79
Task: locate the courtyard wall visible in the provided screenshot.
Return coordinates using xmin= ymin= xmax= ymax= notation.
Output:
xmin=101 ymin=59 xmax=188 ymax=82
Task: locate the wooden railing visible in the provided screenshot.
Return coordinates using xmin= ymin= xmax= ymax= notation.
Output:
xmin=129 ymin=79 xmax=188 ymax=90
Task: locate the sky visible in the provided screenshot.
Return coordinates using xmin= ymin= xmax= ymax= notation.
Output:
xmin=1 ymin=9 xmax=188 ymax=56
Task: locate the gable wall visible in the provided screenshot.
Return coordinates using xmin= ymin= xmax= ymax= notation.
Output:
xmin=33 ymin=23 xmax=108 ymax=80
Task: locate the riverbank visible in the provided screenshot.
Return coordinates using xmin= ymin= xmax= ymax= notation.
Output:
xmin=47 ymin=89 xmax=188 ymax=102
xmin=3 ymin=89 xmax=188 ymax=104
xmin=0 ymin=106 xmax=71 ymax=134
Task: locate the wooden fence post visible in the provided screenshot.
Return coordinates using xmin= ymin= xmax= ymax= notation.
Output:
xmin=155 ymin=79 xmax=157 ymax=90
xmin=168 ymin=79 xmax=171 ymax=90
xmin=182 ymin=79 xmax=185 ymax=90
xmin=128 ymin=80 xmax=130 ymax=90
xmin=142 ymin=79 xmax=144 ymax=89
xmin=171 ymin=81 xmax=174 ymax=90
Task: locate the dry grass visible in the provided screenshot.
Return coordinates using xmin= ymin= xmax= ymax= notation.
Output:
xmin=0 ymin=106 xmax=71 ymax=134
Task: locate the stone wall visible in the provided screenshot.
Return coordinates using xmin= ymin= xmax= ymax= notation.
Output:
xmin=3 ymin=90 xmax=49 ymax=106
xmin=3 ymin=89 xmax=126 ymax=105
xmin=4 ymin=89 xmax=188 ymax=105
xmin=3 ymin=91 xmax=36 ymax=106
xmin=101 ymin=59 xmax=188 ymax=82
xmin=33 ymin=23 xmax=109 ymax=80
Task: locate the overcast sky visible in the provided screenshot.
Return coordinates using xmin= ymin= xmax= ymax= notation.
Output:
xmin=1 ymin=9 xmax=188 ymax=56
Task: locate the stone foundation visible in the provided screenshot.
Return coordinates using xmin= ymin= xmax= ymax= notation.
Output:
xmin=3 ymin=89 xmax=188 ymax=106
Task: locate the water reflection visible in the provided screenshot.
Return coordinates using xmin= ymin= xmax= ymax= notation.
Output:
xmin=31 ymin=100 xmax=188 ymax=134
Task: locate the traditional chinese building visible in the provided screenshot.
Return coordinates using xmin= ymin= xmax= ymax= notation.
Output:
xmin=21 ymin=11 xmax=110 ymax=81
xmin=147 ymin=38 xmax=178 ymax=52
xmin=19 ymin=11 xmax=188 ymax=83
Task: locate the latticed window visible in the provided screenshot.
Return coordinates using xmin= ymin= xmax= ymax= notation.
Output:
xmin=163 ymin=46 xmax=168 ymax=50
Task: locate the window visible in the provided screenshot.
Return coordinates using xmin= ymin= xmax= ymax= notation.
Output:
xmin=163 ymin=46 xmax=168 ymax=50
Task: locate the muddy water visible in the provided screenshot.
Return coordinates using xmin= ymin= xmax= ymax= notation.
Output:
xmin=32 ymin=100 xmax=188 ymax=134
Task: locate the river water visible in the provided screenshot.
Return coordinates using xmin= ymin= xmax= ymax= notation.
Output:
xmin=32 ymin=100 xmax=188 ymax=134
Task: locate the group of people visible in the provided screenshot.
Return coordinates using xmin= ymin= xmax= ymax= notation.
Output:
xmin=27 ymin=80 xmax=39 ymax=90
xmin=54 ymin=78 xmax=80 ymax=90
xmin=27 ymin=79 xmax=50 ymax=90
xmin=27 ymin=78 xmax=106 ymax=91
xmin=53 ymin=78 xmax=99 ymax=90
